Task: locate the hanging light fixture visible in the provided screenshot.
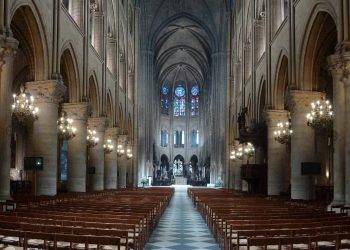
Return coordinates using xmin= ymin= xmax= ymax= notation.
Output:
xmin=11 ymin=85 xmax=39 ymax=124
xmin=273 ymin=121 xmax=293 ymax=144
xmin=126 ymin=147 xmax=133 ymax=160
xmin=306 ymin=98 xmax=333 ymax=134
xmin=244 ymin=142 xmax=255 ymax=158
xmin=87 ymin=129 xmax=99 ymax=148
xmin=117 ymin=144 xmax=125 ymax=157
xmin=230 ymin=150 xmax=236 ymax=160
xmin=103 ymin=139 xmax=114 ymax=153
xmin=57 ymin=112 xmax=76 ymax=140
xmin=235 ymin=145 xmax=244 ymax=160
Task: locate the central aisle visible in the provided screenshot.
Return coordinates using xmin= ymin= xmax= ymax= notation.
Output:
xmin=145 ymin=185 xmax=220 ymax=250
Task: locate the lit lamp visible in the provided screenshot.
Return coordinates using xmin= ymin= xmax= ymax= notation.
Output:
xmin=235 ymin=145 xmax=244 ymax=160
xmin=306 ymin=98 xmax=333 ymax=134
xmin=230 ymin=150 xmax=236 ymax=160
xmin=117 ymin=144 xmax=125 ymax=157
xmin=103 ymin=139 xmax=114 ymax=154
xmin=273 ymin=121 xmax=293 ymax=144
xmin=126 ymin=147 xmax=133 ymax=160
xmin=57 ymin=112 xmax=76 ymax=140
xmin=87 ymin=129 xmax=99 ymax=148
xmin=244 ymin=142 xmax=255 ymax=158
xmin=11 ymin=85 xmax=39 ymax=124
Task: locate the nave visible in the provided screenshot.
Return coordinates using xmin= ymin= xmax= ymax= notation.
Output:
xmin=145 ymin=186 xmax=219 ymax=250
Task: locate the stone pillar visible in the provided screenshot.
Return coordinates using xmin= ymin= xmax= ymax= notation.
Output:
xmin=69 ymin=0 xmax=84 ymax=28
xmin=119 ymin=57 xmax=126 ymax=90
xmin=0 ymin=37 xmax=18 ymax=200
xmin=265 ymin=110 xmax=290 ymax=195
xmin=289 ymin=90 xmax=323 ymax=200
xmin=343 ymin=52 xmax=350 ymax=206
xmin=87 ymin=117 xmax=107 ymax=191
xmin=26 ymin=80 xmax=66 ymax=196
xmin=107 ymin=37 xmax=117 ymax=76
xmin=254 ymin=16 xmax=265 ymax=63
xmin=104 ymin=127 xmax=118 ymax=189
xmin=63 ymin=102 xmax=89 ymax=192
xmin=92 ymin=11 xmax=103 ymax=56
xmin=128 ymin=72 xmax=134 ymax=101
xmin=117 ymin=135 xmax=128 ymax=188
xmin=233 ymin=141 xmax=242 ymax=191
xmin=328 ymin=54 xmax=345 ymax=205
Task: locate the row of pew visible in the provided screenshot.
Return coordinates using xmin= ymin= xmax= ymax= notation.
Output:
xmin=188 ymin=188 xmax=350 ymax=250
xmin=0 ymin=187 xmax=174 ymax=250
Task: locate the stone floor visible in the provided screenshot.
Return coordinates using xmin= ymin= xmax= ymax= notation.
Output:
xmin=144 ymin=185 xmax=220 ymax=250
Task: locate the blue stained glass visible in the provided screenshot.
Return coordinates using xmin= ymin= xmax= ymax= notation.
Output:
xmin=191 ymin=86 xmax=199 ymax=96
xmin=162 ymin=85 xmax=169 ymax=95
xmin=175 ymin=86 xmax=185 ymax=97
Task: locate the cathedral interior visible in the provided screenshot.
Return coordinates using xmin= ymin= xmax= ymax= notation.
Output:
xmin=1 ymin=0 xmax=350 ymax=249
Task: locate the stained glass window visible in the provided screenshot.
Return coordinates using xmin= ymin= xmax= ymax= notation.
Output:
xmin=174 ymin=130 xmax=185 ymax=147
xmin=190 ymin=85 xmax=199 ymax=116
xmin=161 ymin=85 xmax=170 ymax=115
xmin=174 ymin=85 xmax=186 ymax=117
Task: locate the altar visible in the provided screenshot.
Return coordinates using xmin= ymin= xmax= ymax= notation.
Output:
xmin=175 ymin=176 xmax=187 ymax=185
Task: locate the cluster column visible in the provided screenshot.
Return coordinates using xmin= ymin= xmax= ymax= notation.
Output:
xmin=265 ymin=110 xmax=290 ymax=195
xmin=63 ymin=102 xmax=89 ymax=192
xmin=328 ymin=54 xmax=345 ymax=205
xmin=233 ymin=140 xmax=242 ymax=191
xmin=117 ymin=135 xmax=128 ymax=188
xmin=107 ymin=37 xmax=117 ymax=76
xmin=104 ymin=127 xmax=119 ymax=189
xmin=0 ymin=37 xmax=18 ymax=199
xmin=87 ymin=117 xmax=107 ymax=191
xmin=26 ymin=80 xmax=67 ymax=196
xmin=289 ymin=90 xmax=323 ymax=200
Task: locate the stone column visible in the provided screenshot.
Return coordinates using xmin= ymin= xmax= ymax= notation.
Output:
xmin=265 ymin=109 xmax=290 ymax=195
xmin=328 ymin=54 xmax=345 ymax=205
xmin=0 ymin=37 xmax=18 ymax=200
xmin=104 ymin=127 xmax=118 ymax=189
xmin=107 ymin=37 xmax=117 ymax=76
xmin=87 ymin=117 xmax=107 ymax=191
xmin=343 ymin=52 xmax=350 ymax=206
xmin=92 ymin=11 xmax=103 ymax=56
xmin=289 ymin=90 xmax=323 ymax=200
xmin=117 ymin=135 xmax=128 ymax=188
xmin=26 ymin=80 xmax=66 ymax=196
xmin=119 ymin=57 xmax=126 ymax=89
xmin=128 ymin=72 xmax=134 ymax=101
xmin=233 ymin=141 xmax=242 ymax=191
xmin=63 ymin=102 xmax=89 ymax=192
xmin=69 ymin=0 xmax=84 ymax=28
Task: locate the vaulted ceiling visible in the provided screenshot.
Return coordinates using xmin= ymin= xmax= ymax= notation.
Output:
xmin=140 ymin=0 xmax=228 ymax=90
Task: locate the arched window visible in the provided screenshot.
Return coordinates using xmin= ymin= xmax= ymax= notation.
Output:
xmin=174 ymin=130 xmax=185 ymax=148
xmin=174 ymin=85 xmax=186 ymax=117
xmin=160 ymin=130 xmax=168 ymax=147
xmin=161 ymin=85 xmax=170 ymax=115
xmin=191 ymin=130 xmax=199 ymax=147
xmin=190 ymin=85 xmax=199 ymax=116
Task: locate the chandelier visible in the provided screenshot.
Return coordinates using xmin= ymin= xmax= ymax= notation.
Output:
xmin=306 ymin=98 xmax=333 ymax=134
xmin=117 ymin=144 xmax=125 ymax=157
xmin=273 ymin=121 xmax=293 ymax=144
xmin=235 ymin=142 xmax=255 ymax=160
xmin=126 ymin=148 xmax=133 ymax=160
xmin=57 ymin=112 xmax=76 ymax=140
xmin=230 ymin=150 xmax=236 ymax=160
xmin=87 ymin=129 xmax=99 ymax=148
xmin=103 ymin=139 xmax=114 ymax=153
xmin=11 ymin=86 xmax=39 ymax=124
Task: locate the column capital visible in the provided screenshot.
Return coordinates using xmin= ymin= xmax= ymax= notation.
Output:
xmin=87 ymin=117 xmax=107 ymax=132
xmin=288 ymin=90 xmax=324 ymax=114
xmin=26 ymin=80 xmax=67 ymax=104
xmin=0 ymin=36 xmax=19 ymax=70
xmin=264 ymin=109 xmax=290 ymax=127
xmin=62 ymin=102 xmax=90 ymax=121
xmin=341 ymin=51 xmax=350 ymax=81
xmin=105 ymin=127 xmax=120 ymax=140
xmin=117 ymin=134 xmax=129 ymax=145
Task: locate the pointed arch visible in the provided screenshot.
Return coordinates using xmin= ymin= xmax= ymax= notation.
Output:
xmin=88 ymin=74 xmax=100 ymax=117
xmin=299 ymin=5 xmax=338 ymax=91
xmin=10 ymin=2 xmax=49 ymax=81
xmin=106 ymin=90 xmax=114 ymax=127
xmin=60 ymin=45 xmax=80 ymax=103
xmin=274 ymin=53 xmax=289 ymax=110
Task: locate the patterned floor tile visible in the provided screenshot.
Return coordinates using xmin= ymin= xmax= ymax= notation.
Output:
xmin=145 ymin=185 xmax=220 ymax=250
